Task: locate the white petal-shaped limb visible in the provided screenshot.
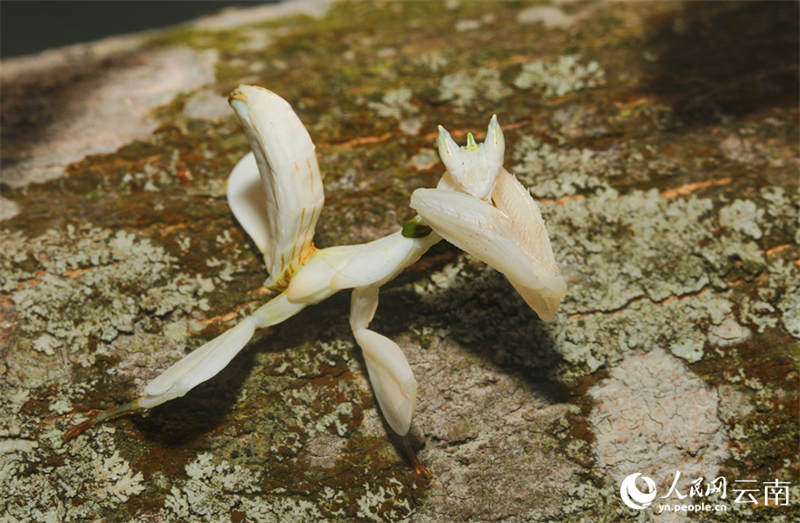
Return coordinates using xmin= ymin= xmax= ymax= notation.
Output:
xmin=229 ymin=85 xmax=325 ymax=290
xmin=138 ymin=292 xmax=306 ymax=409
xmin=411 ymin=181 xmax=566 ymax=321
xmin=350 ymin=285 xmax=417 ymax=436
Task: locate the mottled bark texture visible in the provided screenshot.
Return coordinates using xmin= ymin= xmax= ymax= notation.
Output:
xmin=1 ymin=1 xmax=798 ymax=522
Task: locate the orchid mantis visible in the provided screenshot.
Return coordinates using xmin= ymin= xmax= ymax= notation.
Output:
xmin=67 ymin=85 xmax=566 ymax=472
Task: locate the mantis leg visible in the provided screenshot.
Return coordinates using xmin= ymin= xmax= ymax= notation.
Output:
xmin=349 ymin=285 xmax=417 ymax=436
xmin=350 ymin=285 xmax=430 ymax=476
xmin=65 ymin=291 xmax=306 ymax=438
xmin=139 ymin=291 xmax=306 ymax=409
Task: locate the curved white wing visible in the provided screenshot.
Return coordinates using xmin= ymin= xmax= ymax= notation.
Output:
xmin=227 ymin=152 xmax=272 ymax=254
xmin=229 ymin=86 xmax=325 ymax=290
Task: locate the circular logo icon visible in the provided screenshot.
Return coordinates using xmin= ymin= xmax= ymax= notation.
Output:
xmin=620 ymin=473 xmax=657 ymax=510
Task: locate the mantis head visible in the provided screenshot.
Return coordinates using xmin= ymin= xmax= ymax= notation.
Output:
xmin=437 ymin=115 xmax=505 ymax=201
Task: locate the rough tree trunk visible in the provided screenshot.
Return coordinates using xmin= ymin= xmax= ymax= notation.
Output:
xmin=1 ymin=1 xmax=797 ymax=522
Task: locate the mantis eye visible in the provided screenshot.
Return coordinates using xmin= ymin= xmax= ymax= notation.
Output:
xmin=437 ymin=125 xmax=464 ymax=179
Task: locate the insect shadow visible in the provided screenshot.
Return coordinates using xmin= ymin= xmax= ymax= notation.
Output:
xmin=382 ymin=264 xmax=570 ymax=407
xmin=128 ymin=248 xmax=568 ymax=465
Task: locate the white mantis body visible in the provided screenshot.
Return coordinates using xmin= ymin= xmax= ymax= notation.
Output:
xmin=68 ymin=86 xmax=566 ymax=472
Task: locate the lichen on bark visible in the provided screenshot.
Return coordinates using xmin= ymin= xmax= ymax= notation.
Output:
xmin=1 ymin=1 xmax=798 ymax=522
